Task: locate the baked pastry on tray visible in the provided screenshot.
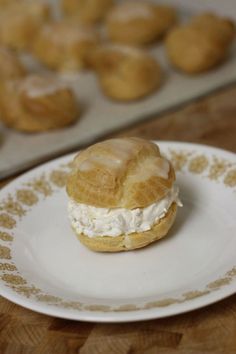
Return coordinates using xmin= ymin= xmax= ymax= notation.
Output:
xmin=33 ymin=21 xmax=99 ymax=72
xmin=0 ymin=74 xmax=79 ymax=132
xmin=87 ymin=44 xmax=162 ymax=101
xmin=165 ymin=12 xmax=235 ymax=74
xmin=66 ymin=137 xmax=182 ymax=252
xmin=0 ymin=0 xmax=51 ymax=51
xmin=106 ymin=1 xmax=176 ymax=45
xmin=62 ymin=0 xmax=113 ymax=24
xmin=0 ymin=47 xmax=26 ymax=81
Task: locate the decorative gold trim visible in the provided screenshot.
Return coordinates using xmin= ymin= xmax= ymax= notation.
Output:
xmin=0 ymin=146 xmax=235 ymax=313
xmin=0 ymin=213 xmax=16 ymax=229
xmin=16 ymin=189 xmax=38 ymax=206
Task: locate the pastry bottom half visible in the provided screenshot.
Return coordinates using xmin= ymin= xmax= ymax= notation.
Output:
xmin=72 ymin=202 xmax=177 ymax=252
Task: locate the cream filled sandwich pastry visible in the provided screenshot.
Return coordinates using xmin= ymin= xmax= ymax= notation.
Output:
xmin=66 ymin=137 xmax=182 ymax=252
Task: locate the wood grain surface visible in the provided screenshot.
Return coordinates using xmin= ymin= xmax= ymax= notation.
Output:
xmin=0 ymin=85 xmax=236 ymax=354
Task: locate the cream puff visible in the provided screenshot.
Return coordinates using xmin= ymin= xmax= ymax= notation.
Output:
xmin=165 ymin=12 xmax=235 ymax=74
xmin=66 ymin=137 xmax=181 ymax=252
xmin=0 ymin=74 xmax=79 ymax=132
xmin=87 ymin=44 xmax=162 ymax=101
xmin=0 ymin=47 xmax=26 ymax=81
xmin=106 ymin=1 xmax=176 ymax=45
xmin=62 ymin=0 xmax=114 ymax=24
xmin=33 ymin=21 xmax=99 ymax=72
xmin=0 ymin=0 xmax=51 ymax=51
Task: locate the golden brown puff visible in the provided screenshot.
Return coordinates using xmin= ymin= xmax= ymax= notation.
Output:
xmin=0 ymin=74 xmax=79 ymax=132
xmin=33 ymin=21 xmax=99 ymax=72
xmin=87 ymin=44 xmax=162 ymax=101
xmin=0 ymin=47 xmax=26 ymax=81
xmin=67 ymin=137 xmax=175 ymax=209
xmin=0 ymin=0 xmax=51 ymax=51
xmin=62 ymin=0 xmax=114 ymax=24
xmin=165 ymin=25 xmax=227 ymax=74
xmin=106 ymin=1 xmax=176 ymax=45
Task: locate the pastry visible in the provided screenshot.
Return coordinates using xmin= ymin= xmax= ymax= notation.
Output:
xmin=66 ymin=137 xmax=182 ymax=252
xmin=33 ymin=21 xmax=99 ymax=72
xmin=87 ymin=44 xmax=162 ymax=101
xmin=165 ymin=13 xmax=235 ymax=74
xmin=0 ymin=47 xmax=26 ymax=81
xmin=62 ymin=0 xmax=113 ymax=24
xmin=106 ymin=1 xmax=176 ymax=45
xmin=0 ymin=0 xmax=51 ymax=51
xmin=0 ymin=74 xmax=79 ymax=132
xmin=191 ymin=13 xmax=235 ymax=47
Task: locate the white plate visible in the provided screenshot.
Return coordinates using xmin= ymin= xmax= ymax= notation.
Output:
xmin=0 ymin=142 xmax=236 ymax=322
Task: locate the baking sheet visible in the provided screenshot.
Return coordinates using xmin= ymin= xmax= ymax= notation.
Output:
xmin=0 ymin=1 xmax=236 ymax=179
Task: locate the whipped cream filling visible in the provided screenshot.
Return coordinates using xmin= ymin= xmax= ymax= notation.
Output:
xmin=68 ymin=185 xmax=182 ymax=238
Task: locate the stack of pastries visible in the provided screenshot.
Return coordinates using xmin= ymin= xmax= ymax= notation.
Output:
xmin=0 ymin=0 xmax=235 ymax=133
xmin=66 ymin=137 xmax=182 ymax=252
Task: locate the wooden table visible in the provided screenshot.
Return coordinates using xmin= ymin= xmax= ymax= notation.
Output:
xmin=0 ymin=85 xmax=236 ymax=354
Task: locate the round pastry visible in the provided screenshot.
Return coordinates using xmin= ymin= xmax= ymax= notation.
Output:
xmin=33 ymin=21 xmax=99 ymax=72
xmin=0 ymin=0 xmax=51 ymax=51
xmin=88 ymin=44 xmax=162 ymax=101
xmin=66 ymin=137 xmax=182 ymax=252
xmin=0 ymin=74 xmax=79 ymax=132
xmin=106 ymin=1 xmax=176 ymax=45
xmin=62 ymin=0 xmax=113 ymax=24
xmin=0 ymin=47 xmax=26 ymax=81
xmin=165 ymin=13 xmax=235 ymax=74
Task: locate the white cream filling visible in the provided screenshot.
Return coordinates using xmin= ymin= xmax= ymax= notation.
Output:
xmin=68 ymin=185 xmax=182 ymax=238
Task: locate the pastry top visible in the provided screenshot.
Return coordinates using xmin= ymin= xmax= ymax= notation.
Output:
xmin=190 ymin=13 xmax=235 ymax=47
xmin=87 ymin=44 xmax=157 ymax=72
xmin=18 ymin=74 xmax=70 ymax=99
xmin=106 ymin=1 xmax=176 ymax=44
xmin=37 ymin=22 xmax=98 ymax=47
xmin=66 ymin=138 xmax=175 ymax=209
xmin=62 ymin=0 xmax=114 ymax=24
xmin=107 ymin=1 xmax=156 ymax=22
xmin=0 ymin=47 xmax=26 ymax=80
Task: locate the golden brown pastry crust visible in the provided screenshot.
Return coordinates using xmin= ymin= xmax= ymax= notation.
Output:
xmin=87 ymin=45 xmax=162 ymax=101
xmin=66 ymin=137 xmax=175 ymax=209
xmin=75 ymin=202 xmax=177 ymax=252
xmin=0 ymin=47 xmax=26 ymax=81
xmin=33 ymin=21 xmax=99 ymax=72
xmin=62 ymin=0 xmax=113 ymax=24
xmin=0 ymin=1 xmax=50 ymax=51
xmin=0 ymin=75 xmax=79 ymax=132
xmin=191 ymin=13 xmax=235 ymax=47
xmin=165 ymin=12 xmax=235 ymax=74
xmin=106 ymin=2 xmax=176 ymax=45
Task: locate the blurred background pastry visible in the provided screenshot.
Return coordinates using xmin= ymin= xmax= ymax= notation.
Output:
xmin=88 ymin=44 xmax=162 ymax=101
xmin=106 ymin=1 xmax=176 ymax=45
xmin=165 ymin=12 xmax=235 ymax=74
xmin=0 ymin=47 xmax=26 ymax=81
xmin=0 ymin=0 xmax=51 ymax=51
xmin=62 ymin=0 xmax=114 ymax=24
xmin=0 ymin=74 xmax=79 ymax=132
xmin=33 ymin=21 xmax=99 ymax=72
